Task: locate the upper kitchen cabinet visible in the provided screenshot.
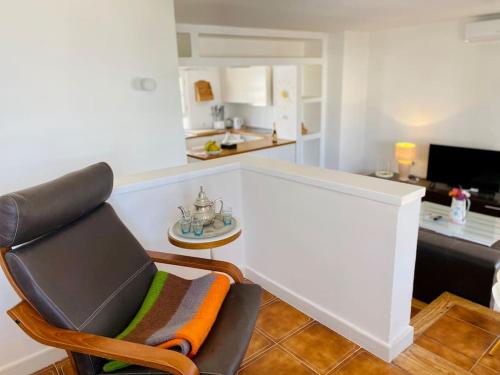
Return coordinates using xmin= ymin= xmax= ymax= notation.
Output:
xmin=221 ymin=66 xmax=272 ymax=107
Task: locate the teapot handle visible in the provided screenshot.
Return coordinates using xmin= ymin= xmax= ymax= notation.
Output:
xmin=178 ymin=206 xmax=189 ymax=220
xmin=214 ymin=198 xmax=224 ymax=214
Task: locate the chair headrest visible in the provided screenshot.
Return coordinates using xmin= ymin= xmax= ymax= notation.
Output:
xmin=0 ymin=162 xmax=113 ymax=248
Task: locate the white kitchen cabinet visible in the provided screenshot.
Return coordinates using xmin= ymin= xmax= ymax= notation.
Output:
xmin=221 ymin=66 xmax=272 ymax=106
xmin=273 ymin=66 xmax=298 ymax=141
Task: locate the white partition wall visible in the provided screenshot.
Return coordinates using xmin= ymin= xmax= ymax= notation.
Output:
xmin=110 ymin=155 xmax=424 ymax=362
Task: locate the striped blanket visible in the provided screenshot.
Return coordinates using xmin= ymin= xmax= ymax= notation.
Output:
xmin=103 ymin=271 xmax=230 ymax=373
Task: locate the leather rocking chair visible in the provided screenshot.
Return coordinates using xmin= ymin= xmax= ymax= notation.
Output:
xmin=0 ymin=163 xmax=261 ymax=375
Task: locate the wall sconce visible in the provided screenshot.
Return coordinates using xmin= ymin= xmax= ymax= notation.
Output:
xmin=395 ymin=142 xmax=416 ymax=182
xmin=132 ymin=78 xmax=157 ymax=92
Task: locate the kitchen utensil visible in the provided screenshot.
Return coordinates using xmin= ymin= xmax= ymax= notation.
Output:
xmin=233 ymin=117 xmax=244 ymax=129
xmin=211 ymin=105 xmax=225 ymax=128
xmin=195 ymin=80 xmax=214 ymax=102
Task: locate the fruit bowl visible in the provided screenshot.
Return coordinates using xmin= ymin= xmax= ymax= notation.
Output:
xmin=204 ymin=140 xmax=221 ymax=155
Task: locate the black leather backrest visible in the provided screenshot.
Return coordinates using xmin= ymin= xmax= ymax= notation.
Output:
xmin=1 ymin=164 xmax=157 ymax=375
xmin=0 ymin=163 xmax=113 ymax=248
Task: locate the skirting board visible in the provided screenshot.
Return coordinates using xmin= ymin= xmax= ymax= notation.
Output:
xmin=245 ymin=266 xmax=414 ymax=362
xmin=0 ymin=347 xmax=66 ymax=375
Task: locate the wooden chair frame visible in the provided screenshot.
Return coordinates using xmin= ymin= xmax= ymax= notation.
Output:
xmin=1 ymin=247 xmax=244 ymax=375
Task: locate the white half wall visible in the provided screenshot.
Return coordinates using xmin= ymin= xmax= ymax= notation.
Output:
xmin=115 ymin=156 xmax=423 ymax=362
xmin=0 ymin=0 xmax=186 ymax=194
xmin=241 ymin=158 xmax=423 ymax=361
xmin=364 ymin=19 xmax=500 ymax=177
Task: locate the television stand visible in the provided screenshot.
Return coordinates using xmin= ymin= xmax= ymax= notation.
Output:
xmin=370 ymin=173 xmax=500 ymax=218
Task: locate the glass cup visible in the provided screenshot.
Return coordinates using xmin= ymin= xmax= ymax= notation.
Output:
xmin=192 ymin=218 xmax=204 ymax=236
xmin=180 ymin=217 xmax=191 ymax=234
xmin=222 ymin=207 xmax=233 ymax=226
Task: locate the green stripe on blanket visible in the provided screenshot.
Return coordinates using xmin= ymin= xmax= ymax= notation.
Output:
xmin=103 ymin=271 xmax=169 ymax=372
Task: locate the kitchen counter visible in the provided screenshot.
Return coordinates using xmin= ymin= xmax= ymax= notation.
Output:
xmin=185 ymin=126 xmax=295 ymax=161
xmin=187 ymin=136 xmax=295 ymax=161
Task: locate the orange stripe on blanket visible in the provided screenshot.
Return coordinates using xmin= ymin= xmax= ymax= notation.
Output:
xmin=174 ymin=273 xmax=230 ymax=356
xmin=157 ymin=338 xmax=186 ymax=350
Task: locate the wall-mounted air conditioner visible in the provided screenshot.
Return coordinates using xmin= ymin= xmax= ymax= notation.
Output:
xmin=464 ymin=18 xmax=500 ymax=43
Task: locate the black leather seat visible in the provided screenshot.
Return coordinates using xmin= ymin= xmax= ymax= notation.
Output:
xmin=0 ymin=163 xmax=260 ymax=375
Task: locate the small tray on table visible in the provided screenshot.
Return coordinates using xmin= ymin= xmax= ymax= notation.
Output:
xmin=172 ymin=217 xmax=238 ymax=239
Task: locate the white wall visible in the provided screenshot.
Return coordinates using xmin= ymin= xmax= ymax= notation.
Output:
xmin=0 ymin=0 xmax=185 ymax=373
xmin=0 ymin=0 xmax=186 ymax=195
xmin=325 ymin=32 xmax=370 ymax=172
xmin=180 ymin=67 xmax=222 ymax=129
xmin=225 ymin=103 xmax=274 ymax=130
xmin=325 ymin=32 xmax=345 ymax=169
xmin=364 ymin=20 xmax=500 ymax=177
xmin=338 ymin=32 xmax=370 ymax=173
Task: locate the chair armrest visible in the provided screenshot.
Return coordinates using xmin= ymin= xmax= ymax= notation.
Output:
xmin=7 ymin=301 xmax=199 ymax=375
xmin=147 ymin=250 xmax=244 ymax=283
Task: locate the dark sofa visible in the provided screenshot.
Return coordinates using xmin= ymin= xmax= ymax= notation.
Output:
xmin=413 ymin=228 xmax=500 ymax=307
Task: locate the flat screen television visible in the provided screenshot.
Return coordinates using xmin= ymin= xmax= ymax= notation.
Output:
xmin=427 ymin=144 xmax=500 ymax=193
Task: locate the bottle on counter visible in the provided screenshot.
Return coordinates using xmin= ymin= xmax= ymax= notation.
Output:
xmin=272 ymin=122 xmax=278 ymax=144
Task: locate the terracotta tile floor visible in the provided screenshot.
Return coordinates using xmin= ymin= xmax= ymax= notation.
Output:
xmin=32 ymin=286 xmax=500 ymax=375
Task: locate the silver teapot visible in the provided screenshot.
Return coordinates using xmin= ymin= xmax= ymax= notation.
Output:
xmin=178 ymin=186 xmax=223 ymax=226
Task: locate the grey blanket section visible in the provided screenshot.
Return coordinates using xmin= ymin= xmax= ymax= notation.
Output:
xmin=145 ymin=274 xmax=217 ymax=354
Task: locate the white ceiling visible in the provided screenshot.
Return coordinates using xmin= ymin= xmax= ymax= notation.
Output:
xmin=174 ymin=0 xmax=500 ymax=32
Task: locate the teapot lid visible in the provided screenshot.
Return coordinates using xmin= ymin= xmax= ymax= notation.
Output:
xmin=195 ymin=186 xmax=212 ymax=207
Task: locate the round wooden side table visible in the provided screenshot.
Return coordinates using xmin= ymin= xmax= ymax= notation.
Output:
xmin=167 ymin=221 xmax=241 ymax=259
